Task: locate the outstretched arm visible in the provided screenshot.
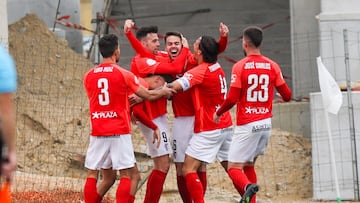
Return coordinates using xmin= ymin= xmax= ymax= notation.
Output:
xmin=153 ymin=47 xmax=189 ymax=74
xmin=124 ymin=19 xmax=155 ymax=59
xmin=186 ymin=22 xmax=228 ymax=66
xmin=217 ymin=22 xmax=229 ymax=54
xmin=135 ymin=85 xmax=175 ymax=101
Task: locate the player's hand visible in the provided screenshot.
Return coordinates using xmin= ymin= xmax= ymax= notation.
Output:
xmin=181 ymin=35 xmax=189 ymax=49
xmin=153 ymin=128 xmax=161 ymax=148
xmin=219 ymin=22 xmax=229 ymax=37
xmin=213 ymin=112 xmax=220 ymax=124
xmin=129 ymin=93 xmax=143 ymax=106
xmin=161 ymin=83 xmax=176 ymax=99
xmin=1 ymin=150 xmax=16 ymax=183
xmin=124 ymin=19 xmax=135 ymax=33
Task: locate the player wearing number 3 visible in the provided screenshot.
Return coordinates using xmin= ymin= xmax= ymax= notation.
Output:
xmin=83 ymin=34 xmax=174 ymax=203
xmin=214 ymin=26 xmax=292 ymax=203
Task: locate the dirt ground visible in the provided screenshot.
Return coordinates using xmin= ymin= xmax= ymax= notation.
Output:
xmin=7 ymin=13 xmax=322 ymax=203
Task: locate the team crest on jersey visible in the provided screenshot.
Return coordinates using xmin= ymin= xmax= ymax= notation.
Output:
xmin=146 ymin=59 xmax=156 ymax=66
xmin=231 ymin=74 xmax=237 ymax=83
xmin=184 ymin=72 xmax=193 ymax=81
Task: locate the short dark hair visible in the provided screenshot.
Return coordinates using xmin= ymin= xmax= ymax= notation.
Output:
xmin=136 ymin=26 xmax=158 ymax=40
xmin=147 ymin=74 xmax=174 ymax=83
xmin=243 ymin=26 xmax=263 ymax=48
xmin=98 ymin=34 xmax=118 ymax=58
xmin=199 ymin=35 xmax=218 ymax=63
xmin=164 ymin=31 xmax=182 ymax=43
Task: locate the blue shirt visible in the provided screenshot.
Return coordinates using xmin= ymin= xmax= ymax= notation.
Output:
xmin=0 ymin=45 xmax=17 ymax=93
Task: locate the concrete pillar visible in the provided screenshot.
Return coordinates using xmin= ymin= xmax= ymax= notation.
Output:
xmin=0 ymin=0 xmax=9 ymax=47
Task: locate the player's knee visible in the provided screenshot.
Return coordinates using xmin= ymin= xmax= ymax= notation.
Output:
xmin=103 ymin=177 xmax=116 ymax=187
xmin=154 ymin=155 xmax=171 ymax=172
xmin=182 ymin=165 xmax=192 ymax=176
xmin=132 ymin=171 xmax=141 ymax=183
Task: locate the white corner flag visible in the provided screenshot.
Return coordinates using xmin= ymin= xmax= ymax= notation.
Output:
xmin=316 ymin=56 xmax=343 ymax=114
xmin=316 ymin=56 xmax=343 ymax=203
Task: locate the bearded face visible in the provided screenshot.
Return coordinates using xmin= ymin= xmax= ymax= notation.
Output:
xmin=165 ymin=35 xmax=182 ymax=60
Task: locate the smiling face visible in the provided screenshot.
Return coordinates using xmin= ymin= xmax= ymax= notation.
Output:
xmin=165 ymin=35 xmax=182 ymax=60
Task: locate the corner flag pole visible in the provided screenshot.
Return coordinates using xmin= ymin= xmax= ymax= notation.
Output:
xmin=317 ymin=56 xmax=342 ymax=203
xmin=324 ymin=110 xmax=342 ymax=203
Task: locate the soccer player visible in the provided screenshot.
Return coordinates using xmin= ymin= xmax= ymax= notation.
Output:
xmin=124 ymin=19 xmax=189 ymax=203
xmin=0 ymin=44 xmax=17 ymax=185
xmin=83 ymin=34 xmax=174 ymax=203
xmin=214 ymin=26 xmax=292 ymax=203
xmin=167 ymin=35 xmax=233 ymax=203
xmin=130 ymin=74 xmax=168 ymax=146
xmin=163 ymin=24 xmax=229 ymax=202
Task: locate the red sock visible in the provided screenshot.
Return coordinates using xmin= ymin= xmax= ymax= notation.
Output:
xmin=144 ymin=170 xmax=167 ymax=203
xmin=244 ymin=166 xmax=257 ymax=203
xmin=197 ymin=171 xmax=207 ymax=195
xmin=185 ymin=173 xmax=204 ymax=203
xmin=84 ymin=178 xmax=102 ymax=203
xmin=128 ymin=195 xmax=135 ymax=203
xmin=116 ymin=177 xmax=131 ymax=203
xmin=228 ymin=168 xmax=250 ymax=195
xmin=177 ymin=175 xmax=192 ymax=203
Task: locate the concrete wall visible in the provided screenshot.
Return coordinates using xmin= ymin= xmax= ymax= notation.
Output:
xmin=317 ymin=0 xmax=360 ymax=83
xmin=310 ymin=92 xmax=360 ymax=200
xmin=290 ymin=0 xmax=321 ymax=98
xmin=272 ymin=102 xmax=311 ymax=138
xmin=7 ymin=0 xmax=83 ymax=53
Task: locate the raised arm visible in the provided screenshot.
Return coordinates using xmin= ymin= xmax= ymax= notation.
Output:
xmin=185 ymin=23 xmax=228 ymax=67
xmin=124 ymin=19 xmax=155 ymax=59
xmin=153 ymin=47 xmax=189 ymax=74
xmin=218 ymin=22 xmax=229 ymax=54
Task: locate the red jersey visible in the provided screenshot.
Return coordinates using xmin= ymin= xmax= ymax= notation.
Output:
xmin=230 ymin=54 xmax=286 ymax=125
xmin=129 ymin=78 xmax=157 ymax=130
xmin=171 ymin=83 xmax=195 ymax=117
xmin=83 ymin=62 xmax=140 ymax=136
xmin=130 ymin=50 xmax=189 ymax=119
xmin=130 ymin=55 xmax=168 ymax=118
xmin=172 ymin=36 xmax=227 ymax=117
xmin=177 ymin=62 xmax=232 ymax=133
xmin=171 ymin=52 xmax=197 ymax=117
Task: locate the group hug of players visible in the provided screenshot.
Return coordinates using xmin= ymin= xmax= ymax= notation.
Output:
xmin=82 ymin=19 xmax=292 ymax=203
